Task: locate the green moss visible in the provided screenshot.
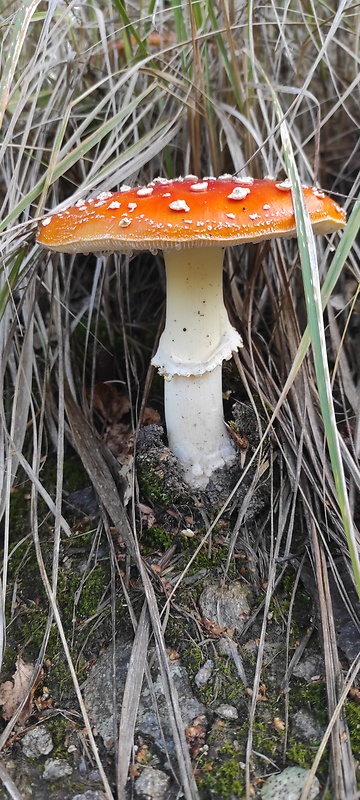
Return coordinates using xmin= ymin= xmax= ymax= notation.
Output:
xmin=290 ymin=680 xmax=327 ymax=727
xmin=137 ymin=464 xmax=175 ymax=506
xmin=142 ymin=527 xmax=174 ymax=551
xmin=56 ymin=562 xmax=110 ymax=624
xmin=346 ymin=699 xmax=360 ymax=765
xmin=287 ymin=740 xmax=318 ymax=769
xmin=197 ymin=740 xmax=245 ymax=798
xmin=45 ymin=716 xmax=73 ymax=758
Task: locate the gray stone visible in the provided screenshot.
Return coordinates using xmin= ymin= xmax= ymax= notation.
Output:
xmin=22 ymin=725 xmax=53 ymax=758
xmin=135 ymin=766 xmax=171 ymax=799
xmin=291 ymin=710 xmax=323 ymax=741
xmin=43 ymin=758 xmax=73 ymax=781
xmin=261 ymin=767 xmax=320 ymax=800
xmin=84 ymin=641 xmax=205 ymax=754
xmin=292 ymin=654 xmax=323 ymax=681
xmin=71 ymin=792 xmax=106 ymax=800
xmin=215 ymin=704 xmax=239 ymax=720
xmin=194 ymin=659 xmax=214 ymax=688
xmin=198 ymin=581 xmax=252 ymax=635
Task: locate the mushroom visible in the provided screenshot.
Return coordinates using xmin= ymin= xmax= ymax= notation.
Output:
xmin=37 ymin=175 xmax=346 ymax=488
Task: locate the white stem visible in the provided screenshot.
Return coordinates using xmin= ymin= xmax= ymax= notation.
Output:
xmin=164 ymin=368 xmax=236 ymax=487
xmin=151 ymin=248 xmax=242 ymax=487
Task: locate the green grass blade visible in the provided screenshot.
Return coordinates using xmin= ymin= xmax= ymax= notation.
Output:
xmin=280 ymin=123 xmax=360 ymax=596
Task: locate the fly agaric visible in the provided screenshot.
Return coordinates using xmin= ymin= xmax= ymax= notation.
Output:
xmin=37 ymin=175 xmax=346 ymax=488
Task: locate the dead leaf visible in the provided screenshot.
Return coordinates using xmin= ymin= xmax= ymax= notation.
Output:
xmin=0 ymin=656 xmax=38 ymax=725
xmin=141 ymin=406 xmax=161 ymax=427
xmin=273 ymin=716 xmax=285 ymax=732
xmin=185 ymin=714 xmax=207 ymax=757
xmin=201 ymin=617 xmax=228 ymax=637
xmin=89 ymin=383 xmax=130 ymax=423
xmin=225 ymin=423 xmax=250 ymax=468
xmin=138 ymin=503 xmax=156 ymax=529
xmin=104 ymin=421 xmax=133 ymax=461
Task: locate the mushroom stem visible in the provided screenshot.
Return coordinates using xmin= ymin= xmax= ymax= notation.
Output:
xmin=152 ymin=248 xmax=242 ymax=487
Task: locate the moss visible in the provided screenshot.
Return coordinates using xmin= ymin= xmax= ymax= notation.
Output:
xmin=290 ymin=680 xmax=327 ymax=728
xmin=346 ymin=699 xmax=360 ymax=770
xmin=56 ymin=562 xmax=110 ymax=624
xmin=287 ymin=740 xmax=318 ymax=769
xmin=45 ymin=716 xmax=73 ymax=758
xmin=197 ymin=740 xmax=245 ymax=798
xmin=137 ymin=464 xmax=175 ymax=506
xmin=141 ymin=526 xmax=174 ymax=552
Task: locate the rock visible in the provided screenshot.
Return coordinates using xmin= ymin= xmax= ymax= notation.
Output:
xmin=261 ymin=766 xmax=320 ymax=799
xmin=291 ymin=710 xmax=323 ymax=741
xmin=84 ymin=640 xmax=206 ymax=754
xmin=71 ymin=792 xmax=106 ymax=800
xmin=43 ymin=758 xmax=73 ymax=780
xmin=198 ymin=581 xmax=252 ymax=635
xmin=215 ymin=704 xmax=239 ymax=720
xmin=194 ymin=659 xmax=214 ymax=688
xmin=292 ymin=653 xmax=323 ymax=681
xmin=22 ymin=725 xmax=53 ymax=758
xmin=135 ymin=766 xmax=171 ymax=799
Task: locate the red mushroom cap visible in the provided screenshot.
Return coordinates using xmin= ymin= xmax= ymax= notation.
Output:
xmin=37 ymin=176 xmax=346 ymax=254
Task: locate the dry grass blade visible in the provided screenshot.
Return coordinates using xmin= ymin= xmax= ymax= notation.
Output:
xmin=63 ymin=382 xmax=136 ymax=558
xmin=64 ymin=384 xmax=198 ymax=800
xmin=0 ymin=759 xmax=24 ymax=800
xmin=1 ymin=2 xmax=360 ymax=798
xmin=117 ymin=602 xmax=150 ymax=799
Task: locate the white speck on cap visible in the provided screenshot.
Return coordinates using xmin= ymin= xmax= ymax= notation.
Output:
xmin=136 ymin=186 xmax=154 ymax=196
xmin=169 ymin=199 xmax=190 ymax=212
xmin=190 ymin=181 xmax=208 ymax=192
xmin=108 ymin=201 xmax=121 ymax=209
xmin=227 ymin=187 xmax=251 ymax=201
xmin=276 ymin=179 xmax=292 ymax=191
xmin=95 ymin=191 xmax=113 ymax=201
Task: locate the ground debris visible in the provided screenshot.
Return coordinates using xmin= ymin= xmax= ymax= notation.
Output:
xmin=261 ymin=766 xmax=320 ymax=799
xmin=134 ymin=766 xmax=171 ymax=799
xmin=0 ymin=656 xmax=39 ymax=726
xmin=22 ymin=724 xmax=53 ymax=758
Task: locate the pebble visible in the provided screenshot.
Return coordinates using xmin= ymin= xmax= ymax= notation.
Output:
xmin=84 ymin=641 xmax=205 ymax=753
xmin=22 ymin=725 xmax=53 ymax=758
xmin=195 ymin=659 xmax=214 ymax=687
xmin=291 ymin=709 xmax=323 ymax=741
xmin=135 ymin=766 xmax=171 ymax=799
xmin=215 ymin=704 xmax=239 ymax=720
xmin=43 ymin=757 xmax=73 ymax=781
xmin=292 ymin=653 xmax=323 ymax=681
xmin=71 ymin=793 xmax=106 ymax=800
xmin=198 ymin=581 xmax=251 ymax=635
xmin=261 ymin=766 xmax=320 ymax=799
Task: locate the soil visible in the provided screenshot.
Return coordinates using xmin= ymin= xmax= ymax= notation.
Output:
xmin=1 ymin=401 xmax=359 ymax=800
